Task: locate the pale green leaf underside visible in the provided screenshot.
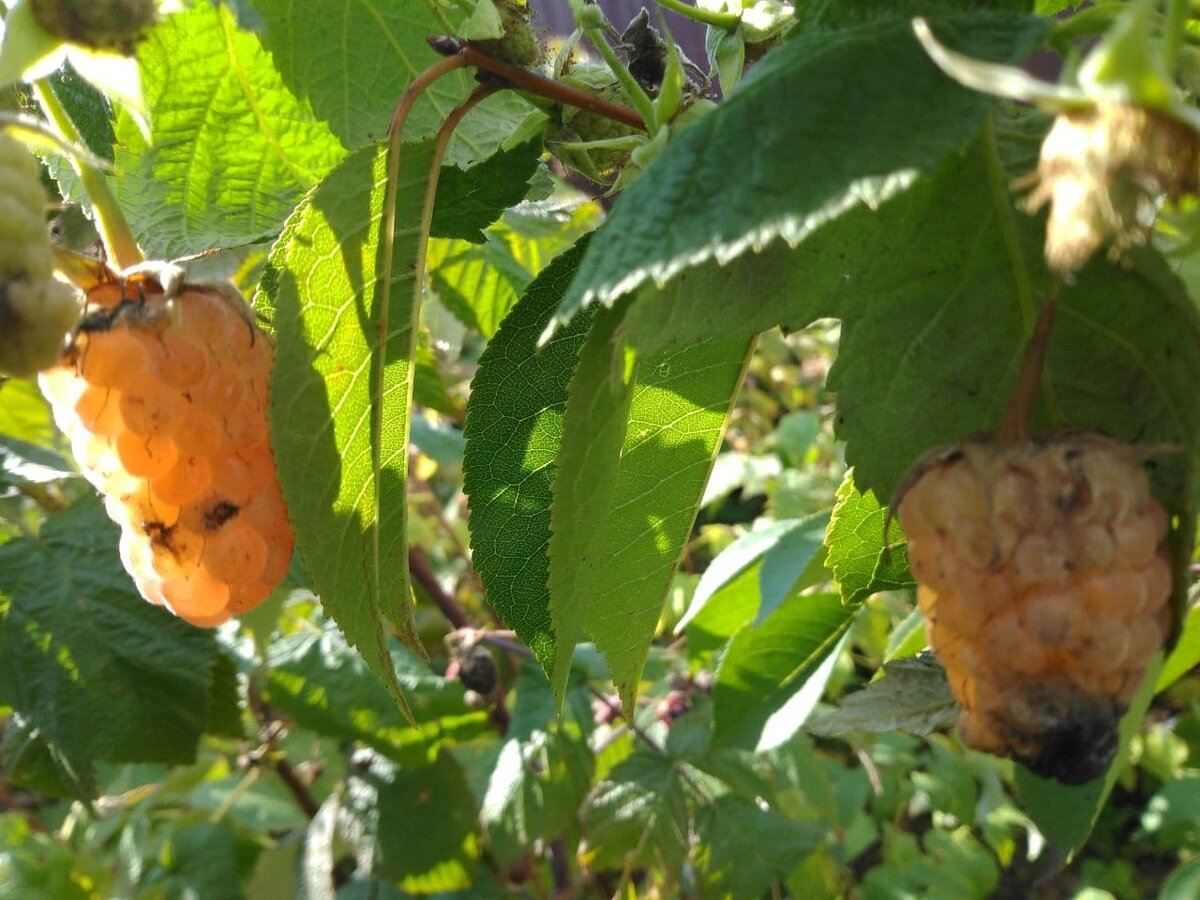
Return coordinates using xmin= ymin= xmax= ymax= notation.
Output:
xmin=257 ymin=139 xmax=434 ymax=718
xmin=250 ymin=0 xmax=534 ymax=164
xmin=550 ymin=11 xmax=1047 ymax=329
xmin=429 ymin=236 xmax=531 ymax=339
xmin=547 ymin=286 xmax=754 ymax=707
xmin=712 ymin=592 xmax=857 ymax=750
xmin=112 ymin=2 xmax=347 ymax=259
xmin=677 ymin=513 xmax=830 ymax=635
xmin=808 ymin=657 xmax=958 ymax=737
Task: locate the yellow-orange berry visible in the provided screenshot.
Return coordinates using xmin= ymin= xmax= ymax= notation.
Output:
xmin=40 ymin=273 xmax=293 ymax=626
xmin=897 ymin=432 xmax=1173 ymax=784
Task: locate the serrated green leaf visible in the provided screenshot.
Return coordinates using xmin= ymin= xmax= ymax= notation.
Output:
xmin=499 ymin=199 xmax=605 ymax=277
xmin=429 ymin=235 xmax=532 ymax=338
xmin=256 ymin=140 xmax=436 ymax=719
xmin=693 ymin=795 xmax=821 ymax=900
xmin=0 ymin=814 xmax=112 ymax=898
xmin=824 ymin=142 xmax=1200 ymax=510
xmin=678 ymin=513 xmax=830 ymax=636
xmin=141 ymin=823 xmax=244 ymax=900
xmin=111 ymin=2 xmax=347 ymax=258
xmin=463 ymin=242 xmax=595 ymax=675
xmin=205 ymin=650 xmax=244 ymax=739
xmin=349 ymin=753 xmax=479 ymax=893
xmin=712 ymin=592 xmax=858 ymax=750
xmin=1158 ymin=603 xmax=1200 ymax=692
xmin=548 ymin=292 xmax=754 ymax=706
xmin=250 ymin=0 xmax=534 ymax=160
xmin=825 ymin=470 xmax=913 ymax=605
xmin=1016 ymin=654 xmax=1164 ymax=862
xmin=265 ymin=619 xmax=489 ymax=765
xmin=0 ymin=379 xmax=57 ymax=447
xmin=0 ymin=499 xmax=216 ymax=798
xmin=808 ymin=657 xmax=958 ymax=737
xmin=0 ymin=435 xmax=75 ymax=487
xmin=1161 ymin=857 xmax=1200 ymax=900
xmin=583 ymin=750 xmax=691 ymax=873
xmin=549 ymin=11 xmax=1047 ymax=329
xmin=586 ymin=338 xmax=756 ymax=704
xmin=0 ymin=713 xmax=96 ymax=800
xmin=39 ymin=63 xmax=115 ymax=205
xmin=430 ymin=140 xmax=541 ymax=244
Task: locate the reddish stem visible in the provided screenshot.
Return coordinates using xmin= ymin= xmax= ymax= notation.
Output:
xmin=429 ymin=37 xmax=648 ymax=131
xmin=996 ymin=300 xmax=1057 ymax=443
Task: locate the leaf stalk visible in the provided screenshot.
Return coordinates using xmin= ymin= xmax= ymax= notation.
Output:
xmin=32 ymin=81 xmax=143 ymax=270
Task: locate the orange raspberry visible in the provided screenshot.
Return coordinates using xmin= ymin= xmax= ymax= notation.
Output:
xmin=895 ymin=432 xmax=1172 ymax=784
xmin=40 ymin=270 xmax=293 ymax=626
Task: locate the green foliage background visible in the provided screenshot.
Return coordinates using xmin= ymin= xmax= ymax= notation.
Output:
xmin=2 ymin=0 xmax=1200 ymax=898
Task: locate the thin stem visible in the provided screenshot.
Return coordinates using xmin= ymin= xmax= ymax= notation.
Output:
xmin=32 ymin=82 xmax=142 ymax=270
xmin=442 ymin=41 xmax=647 ymax=130
xmin=409 ymin=547 xmax=470 ymax=629
xmin=375 ymin=53 xmax=467 ymax=633
xmin=996 ymin=298 xmax=1057 ymax=443
xmin=248 ymin=686 xmax=321 ymax=820
xmin=1165 ymin=0 xmax=1187 ymax=73
xmin=650 ymin=0 xmax=740 ymax=30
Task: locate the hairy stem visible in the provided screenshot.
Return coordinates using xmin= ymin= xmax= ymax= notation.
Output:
xmin=32 ymin=82 xmax=142 ymax=270
xmin=650 ymin=0 xmax=740 ymax=30
xmin=997 ymin=298 xmax=1057 ymax=443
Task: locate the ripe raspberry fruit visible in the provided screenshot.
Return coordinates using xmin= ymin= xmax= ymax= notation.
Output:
xmin=39 ymin=270 xmax=293 ymax=627
xmin=896 ymin=432 xmax=1172 ymax=784
xmin=0 ymin=132 xmax=80 ymax=379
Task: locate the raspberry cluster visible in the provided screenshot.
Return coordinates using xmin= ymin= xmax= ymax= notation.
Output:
xmin=550 ymin=62 xmax=640 ymax=184
xmin=40 ymin=275 xmax=293 ymax=627
xmin=896 ymin=433 xmax=1173 ymax=783
xmin=0 ymin=131 xmax=80 ymax=378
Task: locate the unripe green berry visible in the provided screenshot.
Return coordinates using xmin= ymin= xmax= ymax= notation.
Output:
xmin=31 ymin=0 xmax=157 ymax=54
xmin=472 ymin=0 xmax=540 ymax=69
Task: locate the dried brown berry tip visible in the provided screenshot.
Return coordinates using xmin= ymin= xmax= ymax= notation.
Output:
xmin=458 ymin=645 xmax=498 ymax=694
xmin=1022 ymin=103 xmax=1200 ymax=275
xmin=39 ymin=271 xmax=293 ymax=627
xmin=896 ymin=432 xmax=1172 ymax=784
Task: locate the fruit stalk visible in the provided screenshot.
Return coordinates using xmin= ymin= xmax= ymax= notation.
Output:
xmin=32 ymin=81 xmax=143 ymax=269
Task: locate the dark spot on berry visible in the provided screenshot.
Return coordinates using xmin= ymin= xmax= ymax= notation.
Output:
xmin=202 ymin=500 xmax=239 ymax=532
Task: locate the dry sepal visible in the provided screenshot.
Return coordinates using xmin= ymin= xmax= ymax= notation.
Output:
xmin=896 ymin=432 xmax=1172 ymax=784
xmin=39 ymin=270 xmax=294 ymax=627
xmin=1022 ymin=103 xmax=1200 ymax=275
xmin=0 ymin=131 xmax=81 ymax=378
